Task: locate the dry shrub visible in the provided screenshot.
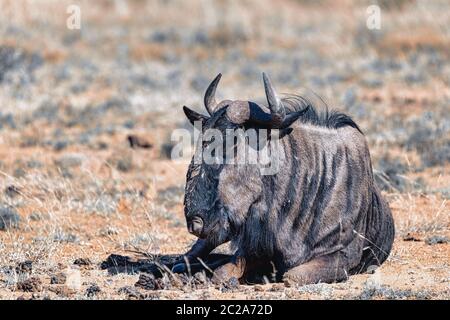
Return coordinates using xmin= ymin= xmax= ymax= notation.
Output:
xmin=376 ymin=29 xmax=450 ymax=56
xmin=130 ymin=43 xmax=167 ymax=61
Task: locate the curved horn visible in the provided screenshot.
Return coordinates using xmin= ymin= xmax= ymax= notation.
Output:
xmin=262 ymin=72 xmax=285 ymax=121
xmin=245 ymin=102 xmax=308 ymax=129
xmin=204 ymin=73 xmax=222 ymax=115
xmin=237 ymin=73 xmax=304 ymax=129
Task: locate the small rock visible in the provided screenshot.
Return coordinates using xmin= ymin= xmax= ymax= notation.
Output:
xmin=118 ymin=286 xmax=144 ymax=299
xmin=135 ymin=273 xmax=168 ymax=290
xmin=221 ymin=277 xmax=240 ymax=292
xmin=73 ymin=258 xmax=92 ymax=266
xmin=53 ymin=140 xmax=69 ymax=151
xmin=85 ymin=284 xmax=101 ymax=297
xmin=50 ymin=273 xmax=66 ymax=284
xmin=48 ymin=285 xmax=75 ymax=297
xmin=135 ymin=273 xmax=157 ymax=290
xmin=127 ymin=135 xmax=153 ymax=149
xmin=0 ymin=206 xmax=20 ymax=230
xmin=4 ymin=185 xmax=20 ymax=198
xmin=425 ymin=235 xmax=449 ymax=245
xmin=17 ymin=277 xmax=42 ymax=292
xmin=117 ymin=159 xmax=132 ymax=172
xmin=227 ymin=277 xmax=240 ymax=288
xmin=402 ymin=233 xmax=422 ymax=242
xmin=254 ymin=285 xmax=266 ymax=292
xmin=16 ymin=260 xmax=33 ymax=275
xmin=94 ymin=141 xmax=109 ymax=150
xmin=270 ymin=283 xmax=285 ymax=291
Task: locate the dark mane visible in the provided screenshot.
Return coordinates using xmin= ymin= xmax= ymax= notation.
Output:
xmin=281 ymin=94 xmax=362 ymax=134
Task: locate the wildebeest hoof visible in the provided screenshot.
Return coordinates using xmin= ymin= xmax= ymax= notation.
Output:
xmin=282 ymin=270 xmax=309 ymax=287
xmin=283 ymin=275 xmax=298 ymax=287
xmin=211 ymin=268 xmax=230 ymax=284
xmin=171 ymin=262 xmax=187 ymax=274
xmin=283 ymin=278 xmax=294 ymax=288
xmin=211 ymin=261 xmax=245 ymax=285
xmin=283 ymin=275 xmax=307 ymax=288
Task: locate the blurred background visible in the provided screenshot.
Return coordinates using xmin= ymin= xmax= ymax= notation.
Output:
xmin=0 ymin=0 xmax=448 ymax=190
xmin=0 ymin=0 xmax=448 ymax=299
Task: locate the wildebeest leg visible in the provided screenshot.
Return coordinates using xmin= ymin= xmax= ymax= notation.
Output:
xmin=185 ymin=239 xmax=216 ymax=261
xmin=211 ymin=254 xmax=246 ymax=284
xmin=171 ymin=254 xmax=232 ymax=275
xmin=283 ymin=252 xmax=349 ymax=286
xmin=171 ymin=239 xmax=225 ymax=274
xmin=211 ymin=255 xmax=274 ymax=284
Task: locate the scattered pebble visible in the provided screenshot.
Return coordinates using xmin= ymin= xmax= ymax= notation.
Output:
xmin=4 ymin=185 xmax=21 ymax=198
xmin=50 ymin=273 xmax=67 ymax=285
xmin=402 ymin=233 xmax=422 ymax=242
xmin=73 ymin=258 xmax=93 ymax=267
xmin=86 ymin=284 xmax=101 ymax=297
xmin=17 ymin=277 xmax=42 ymax=292
xmin=48 ymin=285 xmax=76 ymax=297
xmin=118 ymin=286 xmax=145 ymax=300
xmin=135 ymin=273 xmax=158 ymax=290
xmin=127 ymin=134 xmax=153 ymax=149
xmin=425 ymin=236 xmax=449 ymax=245
xmin=16 ymin=261 xmax=33 ymax=275
xmin=220 ymin=277 xmax=240 ymax=292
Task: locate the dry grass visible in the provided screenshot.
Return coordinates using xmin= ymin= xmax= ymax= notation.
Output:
xmin=0 ymin=0 xmax=448 ymax=299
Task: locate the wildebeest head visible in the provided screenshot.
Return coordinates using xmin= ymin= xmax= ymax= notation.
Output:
xmin=182 ymin=73 xmax=306 ymax=246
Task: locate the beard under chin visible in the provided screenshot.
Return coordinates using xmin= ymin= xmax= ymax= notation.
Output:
xmin=204 ymin=220 xmax=230 ymax=248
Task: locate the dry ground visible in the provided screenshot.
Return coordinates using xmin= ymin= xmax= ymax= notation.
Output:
xmin=0 ymin=0 xmax=448 ymax=299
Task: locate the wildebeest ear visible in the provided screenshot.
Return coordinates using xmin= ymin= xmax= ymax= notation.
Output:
xmin=183 ymin=106 xmax=208 ymax=125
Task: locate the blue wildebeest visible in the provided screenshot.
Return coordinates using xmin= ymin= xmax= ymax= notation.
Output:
xmin=177 ymin=73 xmax=394 ymax=285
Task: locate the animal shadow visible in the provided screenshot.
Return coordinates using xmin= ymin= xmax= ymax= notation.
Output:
xmin=100 ymin=253 xmax=233 ymax=278
xmin=100 ymin=253 xmax=279 ymax=284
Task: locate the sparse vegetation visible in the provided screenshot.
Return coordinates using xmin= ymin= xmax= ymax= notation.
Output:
xmin=0 ymin=0 xmax=448 ymax=300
